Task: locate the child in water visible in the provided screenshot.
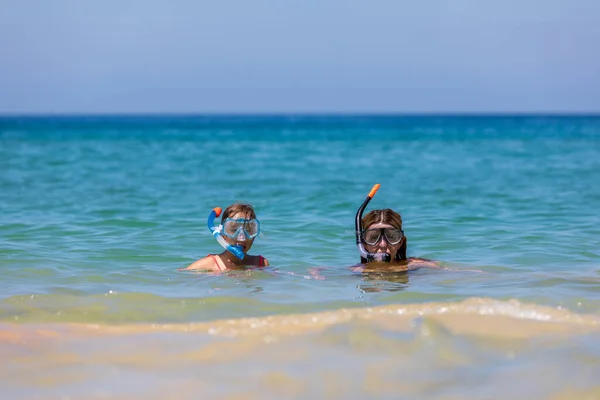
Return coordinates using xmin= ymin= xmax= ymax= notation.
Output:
xmin=181 ymin=203 xmax=269 ymax=272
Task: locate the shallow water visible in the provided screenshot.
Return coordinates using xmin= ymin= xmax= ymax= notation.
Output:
xmin=1 ymin=115 xmax=600 ymax=398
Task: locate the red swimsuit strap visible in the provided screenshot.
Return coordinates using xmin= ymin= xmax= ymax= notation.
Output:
xmin=208 ymin=254 xmax=222 ymax=271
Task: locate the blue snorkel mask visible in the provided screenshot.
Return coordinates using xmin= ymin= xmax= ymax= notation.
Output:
xmin=355 ymin=184 xmax=392 ymax=263
xmin=207 ymin=208 xmax=261 ymax=260
xmin=220 ymin=218 xmax=260 ymax=240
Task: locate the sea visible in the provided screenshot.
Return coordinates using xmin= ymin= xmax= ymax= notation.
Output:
xmin=1 ymin=115 xmax=600 ymax=399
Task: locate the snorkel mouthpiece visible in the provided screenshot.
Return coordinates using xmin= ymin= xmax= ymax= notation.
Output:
xmin=355 ymin=184 xmax=392 ymax=263
xmin=208 ymin=207 xmax=245 ymax=260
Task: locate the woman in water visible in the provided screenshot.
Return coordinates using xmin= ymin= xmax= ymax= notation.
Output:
xmin=354 ymin=184 xmax=441 ymax=272
xmin=356 ymin=208 xmax=440 ymax=272
xmin=182 ymin=203 xmax=269 ymax=272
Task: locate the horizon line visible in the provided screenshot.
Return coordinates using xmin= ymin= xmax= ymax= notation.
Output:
xmin=1 ymin=111 xmax=600 ymax=118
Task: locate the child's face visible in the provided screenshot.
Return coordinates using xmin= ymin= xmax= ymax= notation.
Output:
xmin=222 ymin=212 xmax=257 ymax=253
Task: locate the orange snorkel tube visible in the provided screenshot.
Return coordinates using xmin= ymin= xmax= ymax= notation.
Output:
xmin=355 ymin=184 xmax=391 ymax=263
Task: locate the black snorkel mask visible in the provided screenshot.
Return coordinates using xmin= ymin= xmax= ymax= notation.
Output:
xmin=355 ymin=184 xmax=392 ymax=263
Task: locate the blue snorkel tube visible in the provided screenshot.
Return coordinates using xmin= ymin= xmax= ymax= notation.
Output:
xmin=208 ymin=207 xmax=245 ymax=260
xmin=356 ymin=184 xmax=392 ymax=263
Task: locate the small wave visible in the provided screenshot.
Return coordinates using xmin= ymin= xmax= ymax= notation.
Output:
xmin=2 ymin=297 xmax=598 ymax=339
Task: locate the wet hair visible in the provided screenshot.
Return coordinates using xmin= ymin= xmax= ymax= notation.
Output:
xmin=362 ymin=208 xmax=402 ymax=230
xmin=361 ymin=208 xmax=407 ymax=261
xmin=222 ymin=203 xmax=257 ymax=220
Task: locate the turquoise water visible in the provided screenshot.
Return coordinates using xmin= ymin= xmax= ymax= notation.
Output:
xmin=2 ymin=115 xmax=600 ymax=398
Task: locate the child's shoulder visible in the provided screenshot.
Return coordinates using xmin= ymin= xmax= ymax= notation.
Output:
xmin=252 ymin=255 xmax=269 ymax=267
xmin=181 ymin=255 xmax=221 ymax=272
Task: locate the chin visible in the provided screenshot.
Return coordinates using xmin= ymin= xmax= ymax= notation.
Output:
xmin=370 ymin=260 xmax=391 ymax=265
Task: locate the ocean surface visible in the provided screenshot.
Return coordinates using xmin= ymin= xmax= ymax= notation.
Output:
xmin=1 ymin=115 xmax=600 ymax=399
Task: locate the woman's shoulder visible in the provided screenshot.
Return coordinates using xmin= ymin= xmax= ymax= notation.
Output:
xmin=407 ymin=257 xmax=444 ymax=269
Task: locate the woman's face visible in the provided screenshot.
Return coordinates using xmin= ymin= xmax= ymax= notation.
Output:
xmin=222 ymin=212 xmax=257 ymax=253
xmin=363 ymin=222 xmax=405 ymax=260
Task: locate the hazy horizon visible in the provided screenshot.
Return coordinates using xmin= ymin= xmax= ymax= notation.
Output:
xmin=2 ymin=112 xmax=600 ymax=118
xmin=1 ymin=0 xmax=599 ymax=114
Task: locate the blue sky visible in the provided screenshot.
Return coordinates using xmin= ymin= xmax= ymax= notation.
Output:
xmin=1 ymin=0 xmax=599 ymax=114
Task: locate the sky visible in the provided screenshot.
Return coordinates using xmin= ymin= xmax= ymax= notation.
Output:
xmin=1 ymin=0 xmax=599 ymax=114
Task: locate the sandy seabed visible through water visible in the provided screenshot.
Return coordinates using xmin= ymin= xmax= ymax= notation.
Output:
xmin=2 ymin=298 xmax=600 ymax=399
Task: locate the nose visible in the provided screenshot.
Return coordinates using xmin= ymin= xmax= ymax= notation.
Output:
xmin=236 ymin=230 xmax=247 ymax=241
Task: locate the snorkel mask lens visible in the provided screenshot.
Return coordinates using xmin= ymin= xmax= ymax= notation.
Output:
xmin=362 ymin=228 xmax=404 ymax=246
xmin=222 ymin=218 xmax=260 ymax=239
